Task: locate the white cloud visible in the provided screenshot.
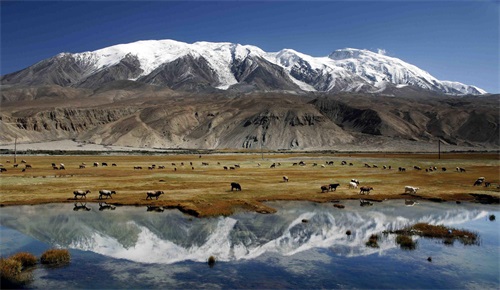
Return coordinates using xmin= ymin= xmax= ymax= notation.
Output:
xmin=377 ymin=48 xmax=387 ymax=55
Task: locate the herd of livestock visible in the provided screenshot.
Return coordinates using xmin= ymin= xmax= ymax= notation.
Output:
xmin=1 ymin=158 xmax=497 ymax=206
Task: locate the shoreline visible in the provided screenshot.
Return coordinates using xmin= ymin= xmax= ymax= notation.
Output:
xmin=1 ymin=192 xmax=498 ymax=218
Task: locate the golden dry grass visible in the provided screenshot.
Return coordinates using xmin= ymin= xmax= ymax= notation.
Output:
xmin=1 ymin=153 xmax=498 ymax=216
xmin=9 ymin=252 xmax=37 ymax=268
xmin=40 ymin=249 xmax=70 ymax=265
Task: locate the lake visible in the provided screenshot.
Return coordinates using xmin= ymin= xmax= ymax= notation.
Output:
xmin=0 ymin=200 xmax=498 ymax=289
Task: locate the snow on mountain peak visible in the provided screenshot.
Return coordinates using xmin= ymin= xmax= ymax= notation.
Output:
xmin=4 ymin=39 xmax=486 ymax=95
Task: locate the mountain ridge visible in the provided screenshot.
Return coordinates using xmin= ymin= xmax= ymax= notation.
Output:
xmin=1 ymin=39 xmax=486 ymax=95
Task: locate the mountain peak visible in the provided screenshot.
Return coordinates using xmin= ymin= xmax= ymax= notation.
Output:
xmin=0 ymin=39 xmax=486 ymax=95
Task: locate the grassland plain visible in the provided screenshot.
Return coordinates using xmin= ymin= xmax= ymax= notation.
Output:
xmin=0 ymin=153 xmax=498 ymax=217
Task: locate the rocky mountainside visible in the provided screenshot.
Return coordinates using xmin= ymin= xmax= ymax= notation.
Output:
xmin=1 ymin=39 xmax=486 ymax=95
xmin=1 ymin=86 xmax=498 ymax=150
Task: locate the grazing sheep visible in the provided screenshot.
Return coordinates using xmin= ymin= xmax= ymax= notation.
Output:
xmin=223 ymin=166 xmax=228 ymax=170
xmin=349 ymin=181 xmax=358 ymax=189
xmin=94 ymin=162 xmax=99 ymax=167
xmin=146 ymin=191 xmax=164 ymax=200
xmin=73 ymin=190 xmax=91 ymax=199
xmin=404 ymin=186 xmax=419 ymax=194
xmin=321 ymin=185 xmax=330 ymax=193
xmin=329 ymin=183 xmax=340 ymax=191
xmin=79 ymin=164 xmax=86 ymax=169
xmin=283 ymin=176 xmax=289 ymax=182
xmin=99 ymin=190 xmax=116 ymax=199
xmin=474 ymin=177 xmax=485 ymax=186
xmin=231 ymin=182 xmax=242 ymax=191
xmin=359 ymin=186 xmax=373 ymax=195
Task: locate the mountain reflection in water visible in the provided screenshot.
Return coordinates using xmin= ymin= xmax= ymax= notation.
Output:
xmin=0 ymin=200 xmax=492 ymax=265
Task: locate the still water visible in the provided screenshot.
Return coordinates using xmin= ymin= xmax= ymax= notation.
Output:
xmin=0 ymin=200 xmax=498 ymax=289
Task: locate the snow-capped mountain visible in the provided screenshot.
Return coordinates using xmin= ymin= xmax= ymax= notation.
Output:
xmin=0 ymin=39 xmax=486 ymax=95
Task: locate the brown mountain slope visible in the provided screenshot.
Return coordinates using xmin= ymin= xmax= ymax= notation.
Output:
xmin=0 ymin=86 xmax=498 ymax=150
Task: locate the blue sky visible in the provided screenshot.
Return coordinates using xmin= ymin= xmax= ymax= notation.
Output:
xmin=1 ymin=1 xmax=498 ymax=93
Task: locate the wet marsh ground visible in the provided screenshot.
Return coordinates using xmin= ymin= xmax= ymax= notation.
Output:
xmin=0 ymin=152 xmax=498 ymax=216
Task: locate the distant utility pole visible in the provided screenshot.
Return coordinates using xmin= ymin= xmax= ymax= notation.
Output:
xmin=438 ymin=139 xmax=441 ymax=160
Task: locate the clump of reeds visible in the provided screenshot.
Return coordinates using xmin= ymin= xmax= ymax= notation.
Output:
xmin=365 ymin=234 xmax=379 ymax=248
xmin=40 ymin=249 xmax=70 ymax=265
xmin=346 ymin=230 xmax=352 ymax=236
xmin=0 ymin=256 xmax=33 ymax=288
xmin=10 ymin=252 xmax=37 ymax=268
xmin=489 ymin=214 xmax=495 ymax=221
xmin=395 ymin=235 xmax=417 ymax=250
